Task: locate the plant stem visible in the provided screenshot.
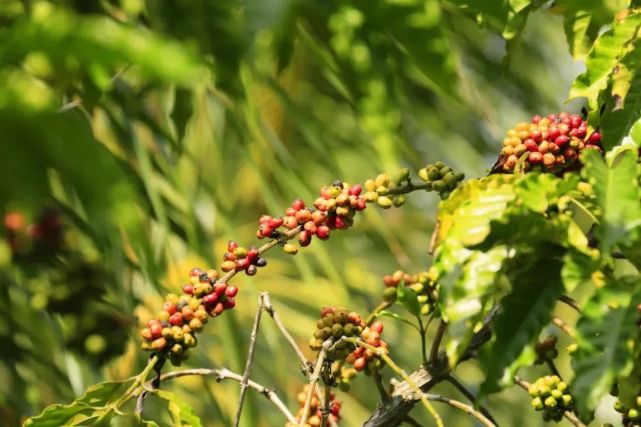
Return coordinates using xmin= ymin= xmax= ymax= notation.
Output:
xmin=418 ymin=317 xmax=428 ymax=365
xmin=430 ymin=320 xmax=447 ymax=364
xmin=364 ymin=300 xmax=393 ymax=326
xmin=149 ymin=367 xmax=297 ymax=424
xmin=343 ymin=337 xmax=444 ymax=427
xmin=423 ymin=393 xmax=496 ymax=427
xmin=298 ymin=339 xmax=331 ymax=427
xmin=552 ymin=317 xmax=576 ymax=338
xmin=446 ymin=375 xmax=498 ymax=426
xmin=233 ymin=293 xmax=265 ymax=427
xmin=320 ymin=381 xmax=332 ymax=427
xmin=558 ymin=295 xmax=581 ymax=313
xmin=262 ymin=292 xmax=311 ymax=373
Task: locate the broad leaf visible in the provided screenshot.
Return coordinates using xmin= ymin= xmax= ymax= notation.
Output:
xmin=24 ymin=378 xmax=134 ymax=427
xmin=601 ymin=38 xmax=641 ymax=149
xmin=569 ymin=12 xmax=641 ymax=106
xmin=479 ymin=245 xmax=565 ymax=395
xmin=581 ymin=148 xmax=641 ymax=255
xmin=155 ymin=390 xmax=203 ymax=427
xmin=571 ymin=276 xmax=641 ymax=421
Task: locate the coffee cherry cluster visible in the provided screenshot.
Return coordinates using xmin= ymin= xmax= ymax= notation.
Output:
xmin=4 ymin=208 xmax=64 ymax=258
xmin=309 ymin=307 xmax=365 ymax=360
xmin=220 ymin=240 xmax=267 ymax=276
xmin=529 ymin=375 xmax=574 ymax=422
xmin=499 ymin=112 xmax=603 ymax=173
xmin=257 ymin=181 xmax=367 ymax=255
xmin=418 ymin=162 xmax=465 ymax=200
xmin=534 ymin=335 xmax=559 ymax=364
xmin=140 ymin=267 xmax=238 ymax=365
xmin=613 ymin=393 xmax=641 ymax=425
xmin=286 ymin=384 xmax=342 ymax=427
xmin=363 ymin=171 xmax=410 ymax=209
xmin=382 ymin=268 xmax=439 ymax=315
xmin=346 ymin=321 xmax=387 ymax=374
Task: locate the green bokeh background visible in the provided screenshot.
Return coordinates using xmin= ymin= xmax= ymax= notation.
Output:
xmin=0 ymin=1 xmax=625 ymax=425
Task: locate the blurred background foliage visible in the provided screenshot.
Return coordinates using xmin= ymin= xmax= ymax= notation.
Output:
xmin=0 ymin=0 xmax=629 ymax=426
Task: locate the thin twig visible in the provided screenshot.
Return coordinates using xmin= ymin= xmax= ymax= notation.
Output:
xmin=514 ymin=377 xmax=585 ymax=427
xmin=446 ymin=375 xmax=498 ymax=426
xmin=373 ymin=370 xmax=390 ymax=401
xmin=430 ymin=320 xmax=447 ymax=365
xmin=365 ymin=301 xmax=393 ymax=326
xmin=299 ymin=339 xmax=331 ymax=427
xmin=343 ymin=337 xmax=444 ymax=427
xmin=150 ymin=368 xmax=297 ymax=424
xmin=424 ymin=393 xmax=496 ymax=427
xmin=419 ymin=317 xmax=428 ymax=365
xmin=545 ymin=359 xmax=562 ymax=378
xmin=320 ymin=381 xmax=332 ymax=427
xmin=262 ymin=292 xmax=311 ymax=373
xmin=558 ymin=295 xmax=581 ymax=313
xmin=233 ymin=293 xmax=266 ymax=427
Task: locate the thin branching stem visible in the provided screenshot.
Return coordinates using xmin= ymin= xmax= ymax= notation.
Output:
xmin=424 ymin=393 xmax=496 ymax=427
xmin=446 ymin=375 xmax=498 ymax=426
xmin=233 ymin=293 xmax=266 ymax=427
xmin=298 ymin=339 xmax=331 ymax=427
xmin=430 ymin=320 xmax=447 ymax=365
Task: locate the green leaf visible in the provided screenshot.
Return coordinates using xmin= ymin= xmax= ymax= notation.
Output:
xmin=571 ymin=276 xmax=641 ymax=421
xmin=397 ymin=282 xmax=421 ymax=318
xmin=569 ymin=12 xmax=641 ymax=106
xmin=155 ymin=390 xmax=203 ymax=427
xmin=376 ymin=310 xmax=421 ymax=332
xmin=601 ymin=38 xmax=641 ymax=149
xmin=562 ymin=8 xmax=592 ymax=59
xmin=24 ymin=378 xmax=134 ymax=427
xmin=439 ymin=245 xmax=509 ymax=364
xmin=581 ymin=148 xmax=641 ymax=255
xmin=479 ymin=245 xmax=565 ymax=395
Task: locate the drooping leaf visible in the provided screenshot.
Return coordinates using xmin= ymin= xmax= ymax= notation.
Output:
xmin=24 ymin=378 xmax=134 ymax=427
xmin=155 ymin=390 xmax=204 ymax=427
xmin=571 ymin=276 xmax=641 ymax=421
xmin=479 ymin=244 xmax=565 ymax=395
xmin=569 ymin=12 xmax=641 ymax=106
xmin=581 ymin=148 xmax=641 ymax=255
xmin=376 ymin=310 xmax=421 ymax=332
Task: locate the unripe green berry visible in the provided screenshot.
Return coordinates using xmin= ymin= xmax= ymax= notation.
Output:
xmin=544 ymin=396 xmax=557 ymax=408
xmin=432 ymin=180 xmax=446 ymax=192
xmin=393 ymin=195 xmax=406 ymax=207
xmin=427 ymin=168 xmax=440 ymax=180
xmin=418 ymin=168 xmax=429 ymax=182
xmin=629 ymin=408 xmax=640 ymax=419
xmin=550 ymin=389 xmax=562 ymax=399
xmin=443 ymin=172 xmax=458 ymax=187
xmin=561 ymin=394 xmax=572 ymax=406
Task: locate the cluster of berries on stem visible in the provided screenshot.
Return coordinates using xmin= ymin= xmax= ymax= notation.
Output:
xmin=286 ymin=384 xmax=341 ymax=427
xmin=220 ymin=240 xmax=267 ymax=276
xmin=498 ymin=112 xmax=603 ymax=173
xmin=528 ymin=375 xmax=574 ymax=422
xmin=345 ymin=321 xmax=387 ymax=374
xmin=309 ymin=307 xmax=365 ymax=360
xmin=140 ymin=268 xmax=238 ymax=365
xmin=417 ymin=162 xmax=465 ymax=200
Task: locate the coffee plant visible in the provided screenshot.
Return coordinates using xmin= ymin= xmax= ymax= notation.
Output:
xmin=7 ymin=0 xmax=641 ymax=426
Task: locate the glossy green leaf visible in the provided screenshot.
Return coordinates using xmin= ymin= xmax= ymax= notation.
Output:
xmin=601 ymin=39 xmax=641 ymax=149
xmin=569 ymin=12 xmax=641 ymax=106
xmin=397 ymin=282 xmax=421 ymax=318
xmin=571 ymin=276 xmax=641 ymax=421
xmin=24 ymin=378 xmax=134 ymax=427
xmin=155 ymin=390 xmax=204 ymax=427
xmin=581 ymin=148 xmax=641 ymax=255
xmin=480 ymin=245 xmax=565 ymax=395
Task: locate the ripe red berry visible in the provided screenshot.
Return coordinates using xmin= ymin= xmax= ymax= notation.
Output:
xmin=225 ymin=286 xmax=238 ymax=298
xmin=291 ymin=199 xmax=305 ymax=210
xmin=202 ymin=293 xmax=218 ymax=306
xmin=524 ymin=139 xmax=538 ymax=152
xmin=169 ymin=313 xmax=184 ymax=326
xmin=349 ymin=184 xmax=362 ymax=196
xmin=214 ymin=282 xmax=227 ymax=295
xmin=316 ymin=225 xmax=330 ymax=240
xmin=588 ymin=131 xmax=601 ymax=143
xmin=223 ymin=299 xmax=236 ymax=309
xmin=528 ymin=152 xmax=542 ymax=164
xmin=162 ymin=301 xmax=177 ymax=315
xmin=182 ymin=284 xmax=194 ymax=295
xmin=554 ymin=135 xmax=570 ymax=147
